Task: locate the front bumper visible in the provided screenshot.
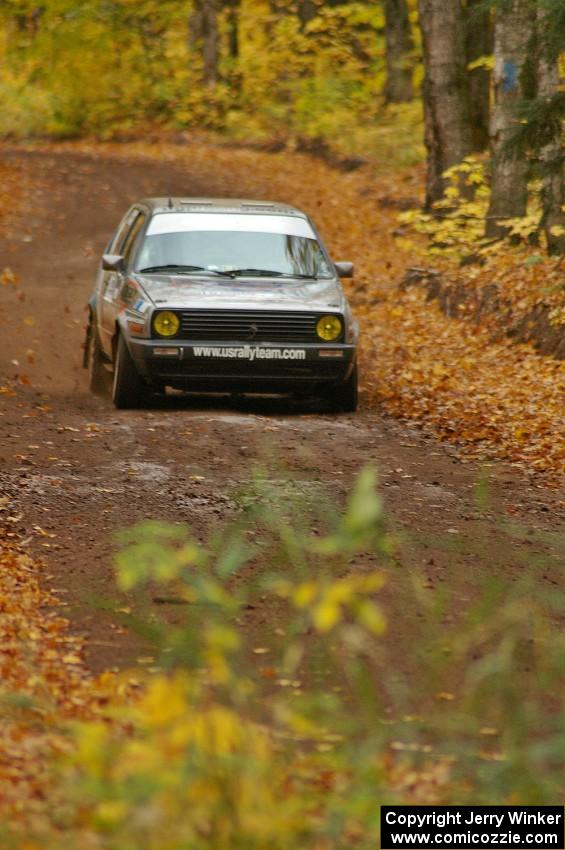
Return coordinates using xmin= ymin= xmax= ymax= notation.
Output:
xmin=128 ymin=338 xmax=357 ymax=393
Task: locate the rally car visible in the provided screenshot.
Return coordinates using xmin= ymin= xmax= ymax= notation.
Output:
xmin=84 ymin=198 xmax=359 ymax=410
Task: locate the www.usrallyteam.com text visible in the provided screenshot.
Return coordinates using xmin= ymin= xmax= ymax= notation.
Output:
xmin=193 ymin=346 xmax=307 ymax=361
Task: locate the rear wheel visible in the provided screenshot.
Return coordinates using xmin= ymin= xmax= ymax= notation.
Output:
xmin=329 ymin=363 xmax=358 ymax=413
xmin=87 ymin=319 xmax=111 ymax=397
xmin=112 ymin=333 xmax=147 ymax=409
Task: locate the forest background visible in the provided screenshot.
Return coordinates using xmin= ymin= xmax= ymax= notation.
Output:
xmin=1 ymin=0 xmax=564 ymax=256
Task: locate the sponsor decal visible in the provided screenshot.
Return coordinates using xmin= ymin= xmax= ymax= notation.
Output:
xmin=192 ymin=345 xmax=307 ymax=362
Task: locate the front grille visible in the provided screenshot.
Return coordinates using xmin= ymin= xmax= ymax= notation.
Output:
xmin=155 ymin=360 xmax=343 ymax=379
xmin=148 ymin=358 xmax=345 ymax=387
xmin=176 ymin=310 xmax=342 ymax=343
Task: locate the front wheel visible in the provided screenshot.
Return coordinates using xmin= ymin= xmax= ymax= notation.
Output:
xmin=112 ymin=334 xmax=147 ymax=409
xmin=330 ymin=363 xmax=358 ymax=413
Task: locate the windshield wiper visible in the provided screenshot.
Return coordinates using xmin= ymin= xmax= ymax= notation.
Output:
xmin=139 ymin=264 xmax=321 ymax=280
xmin=227 ymin=268 xmax=319 ymax=280
xmin=138 ymin=264 xmax=234 ymax=277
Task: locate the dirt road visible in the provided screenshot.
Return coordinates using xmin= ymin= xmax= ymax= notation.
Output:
xmin=0 ymin=145 xmax=563 ymax=673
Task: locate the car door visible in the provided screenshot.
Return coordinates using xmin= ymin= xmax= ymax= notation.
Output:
xmin=98 ymin=208 xmax=143 ymax=353
xmin=113 ymin=210 xmax=148 ymax=311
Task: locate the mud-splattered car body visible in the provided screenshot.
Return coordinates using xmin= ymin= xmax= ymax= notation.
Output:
xmin=85 ymin=198 xmax=359 ymax=410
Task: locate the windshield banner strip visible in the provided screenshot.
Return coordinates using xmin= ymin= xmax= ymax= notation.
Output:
xmin=147 ymin=213 xmax=315 ymax=238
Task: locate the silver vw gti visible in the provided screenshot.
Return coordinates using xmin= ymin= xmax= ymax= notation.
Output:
xmin=85 ymin=198 xmax=359 ymax=411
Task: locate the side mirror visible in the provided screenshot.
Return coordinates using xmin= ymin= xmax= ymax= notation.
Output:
xmin=334 ymin=261 xmax=354 ymax=279
xmin=102 ymin=254 xmax=125 ymax=273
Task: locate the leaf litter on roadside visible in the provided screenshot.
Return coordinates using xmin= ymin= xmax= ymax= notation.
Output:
xmin=0 ymin=533 xmax=133 ymax=831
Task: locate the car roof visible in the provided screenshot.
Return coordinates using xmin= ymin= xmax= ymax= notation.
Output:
xmin=139 ymin=198 xmax=309 ymax=219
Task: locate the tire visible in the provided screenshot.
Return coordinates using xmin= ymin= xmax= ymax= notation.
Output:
xmin=87 ymin=320 xmax=111 ymax=397
xmin=330 ymin=363 xmax=358 ymax=413
xmin=112 ymin=333 xmax=147 ymax=409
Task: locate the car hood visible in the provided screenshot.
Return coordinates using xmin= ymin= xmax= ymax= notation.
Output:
xmin=133 ymin=274 xmax=345 ymax=312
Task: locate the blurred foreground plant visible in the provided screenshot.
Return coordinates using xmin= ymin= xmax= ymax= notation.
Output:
xmin=8 ymin=467 xmax=565 ymax=849
xmin=52 ymin=468 xmax=395 ymax=849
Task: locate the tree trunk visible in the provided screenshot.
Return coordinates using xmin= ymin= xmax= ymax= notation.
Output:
xmin=15 ymin=6 xmax=44 ymax=36
xmin=537 ymin=4 xmax=565 ymax=255
xmin=297 ymin=0 xmax=317 ymax=28
xmin=464 ymin=0 xmax=492 ymax=152
xmin=189 ymin=0 xmax=218 ymax=87
xmin=418 ymin=0 xmax=473 ymax=208
xmin=486 ymin=0 xmax=536 ymax=238
xmin=188 ymin=1 xmax=202 ymax=52
xmin=384 ymin=0 xmax=414 ymax=104
xmin=227 ymin=0 xmax=240 ymax=60
xmin=201 ymin=0 xmax=218 ymax=87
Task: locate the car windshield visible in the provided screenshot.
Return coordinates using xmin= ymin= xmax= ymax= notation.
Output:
xmin=135 ymin=212 xmax=334 ymax=279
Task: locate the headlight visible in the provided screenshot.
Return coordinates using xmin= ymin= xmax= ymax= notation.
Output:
xmin=153 ymin=311 xmax=180 ymax=338
xmin=316 ymin=315 xmax=343 ymax=342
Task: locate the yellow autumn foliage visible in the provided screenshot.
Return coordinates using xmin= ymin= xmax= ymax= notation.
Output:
xmin=0 ymin=0 xmax=415 ymax=154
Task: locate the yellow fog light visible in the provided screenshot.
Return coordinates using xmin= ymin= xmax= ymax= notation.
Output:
xmin=153 ymin=311 xmax=180 ymax=338
xmin=316 ymin=315 xmax=343 ymax=342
